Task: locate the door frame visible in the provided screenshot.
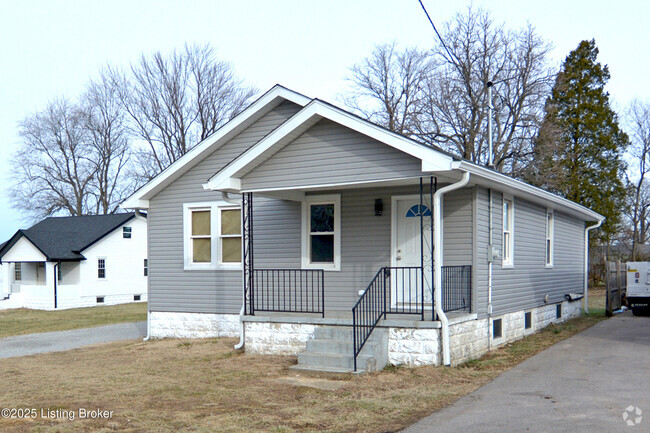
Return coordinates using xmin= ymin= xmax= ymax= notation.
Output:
xmin=390 ymin=195 xmax=422 ymax=269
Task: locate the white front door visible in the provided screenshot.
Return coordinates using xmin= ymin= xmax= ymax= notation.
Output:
xmin=392 ymin=197 xmax=433 ymax=306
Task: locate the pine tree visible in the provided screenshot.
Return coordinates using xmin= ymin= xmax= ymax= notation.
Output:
xmin=528 ymin=39 xmax=628 ymax=243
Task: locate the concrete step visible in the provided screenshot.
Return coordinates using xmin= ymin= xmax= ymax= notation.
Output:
xmin=297 ymin=351 xmax=374 ymax=370
xmin=306 ymin=338 xmax=379 ymax=354
xmin=313 ymin=326 xmax=354 ymax=340
xmin=288 ymin=364 xmax=360 ymax=376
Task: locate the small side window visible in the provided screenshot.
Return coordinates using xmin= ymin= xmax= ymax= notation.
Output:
xmin=96 ymin=296 xmax=105 ymax=303
xmin=123 ymin=226 xmax=132 ymax=239
xmin=143 ymin=259 xmax=148 ymax=277
xmin=525 ymin=311 xmax=532 ymax=330
xmin=493 ymin=318 xmax=503 ymax=339
xmin=98 ymin=258 xmax=106 ymax=279
xmin=556 ymin=304 xmax=562 ymax=319
xmin=14 ymin=263 xmax=22 ymax=281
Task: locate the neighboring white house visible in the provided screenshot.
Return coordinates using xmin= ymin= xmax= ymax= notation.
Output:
xmin=0 ymin=213 xmax=148 ymax=310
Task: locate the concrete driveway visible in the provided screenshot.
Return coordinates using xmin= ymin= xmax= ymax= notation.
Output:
xmin=0 ymin=321 xmax=146 ymax=359
xmin=404 ymin=312 xmax=650 ymax=433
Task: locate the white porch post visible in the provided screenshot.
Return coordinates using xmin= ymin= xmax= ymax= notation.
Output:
xmin=1 ymin=262 xmax=11 ymax=296
xmin=45 ymin=262 xmax=57 ymax=309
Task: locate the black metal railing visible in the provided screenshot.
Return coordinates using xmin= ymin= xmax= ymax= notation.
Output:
xmin=251 ymin=269 xmax=324 ymax=317
xmin=352 ymin=265 xmax=472 ymax=370
xmin=441 ymin=265 xmax=472 ymax=313
xmin=352 ymin=268 xmax=387 ymax=371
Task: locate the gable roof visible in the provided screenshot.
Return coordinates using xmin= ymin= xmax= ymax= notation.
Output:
xmin=0 ymin=213 xmax=137 ymax=262
xmin=120 ymin=85 xmax=311 ymax=209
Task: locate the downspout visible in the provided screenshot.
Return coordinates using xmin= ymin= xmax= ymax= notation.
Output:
xmin=54 ymin=262 xmax=59 ymax=310
xmin=487 ymin=189 xmax=493 ymax=351
xmin=434 ymin=171 xmax=470 ymax=366
xmin=584 ymin=219 xmax=604 ymax=314
xmin=223 ymin=192 xmax=247 ymax=350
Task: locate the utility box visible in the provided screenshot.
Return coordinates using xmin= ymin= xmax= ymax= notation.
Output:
xmin=626 ymin=262 xmax=650 ymax=315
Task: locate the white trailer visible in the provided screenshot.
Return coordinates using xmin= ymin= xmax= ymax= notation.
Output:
xmin=626 ymin=262 xmax=650 ymax=315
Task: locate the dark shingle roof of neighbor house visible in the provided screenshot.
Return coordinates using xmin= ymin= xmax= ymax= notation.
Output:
xmin=0 ymin=213 xmax=139 ymax=262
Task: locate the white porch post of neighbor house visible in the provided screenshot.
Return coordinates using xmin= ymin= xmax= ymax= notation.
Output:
xmin=45 ymin=261 xmax=57 ymax=309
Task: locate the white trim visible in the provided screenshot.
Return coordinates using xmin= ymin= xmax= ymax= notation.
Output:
xmin=183 ymin=200 xmax=242 ymax=271
xmin=121 ymin=85 xmax=311 ymax=209
xmin=301 ymin=194 xmax=341 ymax=271
xmin=390 ymin=195 xmax=424 ymax=269
xmin=239 ymin=176 xmax=431 ymax=194
xmin=97 ymin=257 xmax=107 ymax=280
xmin=204 ymin=100 xmax=455 ymax=192
xmin=216 ymin=206 xmax=243 ymax=270
xmin=459 ymin=161 xmax=603 ymax=222
xmin=502 ymin=194 xmax=514 ymax=269
xmin=545 ymin=209 xmax=554 ymax=268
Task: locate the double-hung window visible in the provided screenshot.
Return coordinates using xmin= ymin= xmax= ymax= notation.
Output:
xmin=302 ymin=195 xmax=341 ymax=270
xmin=14 ymin=263 xmax=21 ymax=281
xmin=546 ymin=210 xmax=554 ymax=267
xmin=98 ymin=258 xmax=106 ymax=279
xmin=184 ymin=202 xmax=242 ymax=270
xmin=502 ymin=196 xmax=514 ymax=267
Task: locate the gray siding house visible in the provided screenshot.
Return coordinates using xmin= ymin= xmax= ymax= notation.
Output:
xmin=123 ymin=85 xmax=603 ymax=372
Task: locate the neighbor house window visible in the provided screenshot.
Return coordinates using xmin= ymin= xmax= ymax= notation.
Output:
xmin=14 ymin=263 xmax=21 ymax=281
xmin=143 ymin=259 xmax=148 ymax=277
xmin=302 ymin=195 xmax=341 ymax=270
xmin=502 ymin=197 xmax=514 ymax=267
xmin=219 ymin=208 xmax=241 ymax=264
xmin=190 ymin=208 xmax=212 ymax=263
xmin=98 ymin=258 xmax=106 ymax=279
xmin=123 ymin=226 xmax=132 ymax=238
xmin=183 ymin=202 xmax=242 ymax=270
xmin=545 ymin=210 xmax=554 ymax=267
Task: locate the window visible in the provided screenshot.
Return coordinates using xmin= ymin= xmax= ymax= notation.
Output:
xmin=502 ymin=196 xmax=514 ymax=267
xmin=183 ymin=201 xmax=242 ymax=270
xmin=190 ymin=209 xmax=212 ymax=263
xmin=98 ymin=258 xmax=106 ymax=279
xmin=13 ymin=263 xmax=21 ymax=281
xmin=123 ymin=226 xmax=132 ymax=239
xmin=143 ymin=259 xmax=148 ymax=277
xmin=556 ymin=304 xmax=562 ymax=319
xmin=96 ymin=296 xmax=105 ymax=303
xmin=545 ymin=210 xmax=554 ymax=267
xmin=525 ymin=311 xmax=532 ymax=330
xmin=134 ymin=295 xmax=141 ymax=301
xmin=493 ymin=318 xmax=503 ymax=339
xmin=302 ymin=195 xmax=341 ymax=270
xmin=14 ymin=263 xmax=21 ymax=281
xmin=57 ymin=263 xmax=62 ymax=282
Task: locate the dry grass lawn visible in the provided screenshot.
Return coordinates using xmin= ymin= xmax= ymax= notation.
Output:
xmin=0 ymin=292 xmax=606 ymax=433
xmin=0 ymin=302 xmax=147 ymax=339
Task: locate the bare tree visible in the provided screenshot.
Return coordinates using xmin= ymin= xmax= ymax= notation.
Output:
xmin=417 ymin=8 xmax=554 ymax=173
xmin=625 ymin=100 xmax=650 ymax=259
xmin=344 ymin=42 xmax=433 ymax=134
xmin=11 ymin=99 xmax=96 ymax=220
xmin=81 ymin=71 xmax=132 ymax=214
xmin=114 ymin=43 xmax=257 ymax=182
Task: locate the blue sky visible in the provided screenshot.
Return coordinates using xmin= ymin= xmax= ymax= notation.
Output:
xmin=1 ymin=0 xmax=648 ymax=240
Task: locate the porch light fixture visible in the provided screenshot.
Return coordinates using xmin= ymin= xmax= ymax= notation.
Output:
xmin=374 ymin=199 xmax=383 ymax=216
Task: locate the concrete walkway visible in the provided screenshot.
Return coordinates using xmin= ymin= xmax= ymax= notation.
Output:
xmin=0 ymin=321 xmax=146 ymax=359
xmin=403 ymin=312 xmax=650 ymax=433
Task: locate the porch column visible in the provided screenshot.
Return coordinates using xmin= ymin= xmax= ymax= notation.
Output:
xmin=242 ymin=192 xmax=254 ymax=315
xmin=0 ymin=262 xmax=11 ymax=297
xmin=45 ymin=262 xmax=57 ymax=309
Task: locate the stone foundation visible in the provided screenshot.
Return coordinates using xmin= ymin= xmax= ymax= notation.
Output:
xmin=150 ymin=312 xmax=240 ymax=338
xmin=244 ymin=321 xmax=318 ymax=355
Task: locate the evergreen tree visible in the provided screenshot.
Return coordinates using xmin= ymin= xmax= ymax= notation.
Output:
xmin=528 ymin=39 xmax=628 ymax=243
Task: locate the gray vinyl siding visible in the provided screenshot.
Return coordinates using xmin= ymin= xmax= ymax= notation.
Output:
xmin=474 ymin=187 xmax=585 ymax=318
xmin=242 ymin=119 xmax=424 ymax=190
xmin=147 ymin=101 xmax=302 ymax=313
xmin=249 ymin=185 xmax=473 ymax=312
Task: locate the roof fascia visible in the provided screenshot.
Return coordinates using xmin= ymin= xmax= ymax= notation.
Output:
xmin=204 ymin=100 xmax=456 ymax=192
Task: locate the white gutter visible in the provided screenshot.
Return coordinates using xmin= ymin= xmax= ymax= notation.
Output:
xmin=584 ymin=219 xmax=604 ymax=314
xmin=487 ymin=188 xmax=493 ymax=350
xmin=143 ymin=309 xmax=151 ymax=341
xmin=434 ymin=171 xmax=470 ymax=366
xmin=222 ymin=191 xmax=247 ymax=350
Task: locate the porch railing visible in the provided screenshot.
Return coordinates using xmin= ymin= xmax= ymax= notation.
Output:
xmin=352 ymin=265 xmax=472 ymax=371
xmin=441 ymin=265 xmax=472 ymax=313
xmin=251 ymin=269 xmax=325 ymax=317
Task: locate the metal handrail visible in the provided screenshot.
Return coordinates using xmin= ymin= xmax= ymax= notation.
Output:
xmin=352 ymin=268 xmax=386 ymax=371
xmin=251 ymin=269 xmax=325 ymax=317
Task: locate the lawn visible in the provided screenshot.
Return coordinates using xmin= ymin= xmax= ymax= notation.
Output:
xmin=0 ymin=292 xmax=606 ymax=433
xmin=0 ymin=303 xmax=147 ymax=339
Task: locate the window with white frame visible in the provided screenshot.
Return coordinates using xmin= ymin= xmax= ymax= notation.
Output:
xmin=502 ymin=197 xmax=514 ymax=267
xmin=302 ymin=195 xmax=341 ymax=270
xmin=183 ymin=202 xmax=242 ymax=270
xmin=123 ymin=226 xmax=132 ymax=238
xmin=143 ymin=259 xmax=148 ymax=277
xmin=219 ymin=207 xmax=241 ymax=264
xmin=98 ymin=258 xmax=106 ymax=279
xmin=190 ymin=208 xmax=212 ymax=264
xmin=546 ymin=209 xmax=554 ymax=267
xmin=14 ymin=263 xmax=21 ymax=281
